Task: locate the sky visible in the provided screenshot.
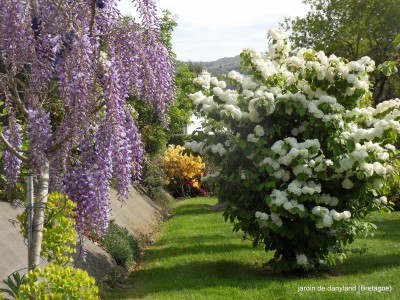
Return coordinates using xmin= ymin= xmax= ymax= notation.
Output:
xmin=117 ymin=0 xmax=310 ymax=62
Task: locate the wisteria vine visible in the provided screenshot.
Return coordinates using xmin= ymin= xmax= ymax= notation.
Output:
xmin=0 ymin=0 xmax=174 ymax=238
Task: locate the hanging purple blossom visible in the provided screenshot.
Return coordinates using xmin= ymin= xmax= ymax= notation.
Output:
xmin=65 ymin=127 xmax=112 ymax=237
xmin=3 ymin=117 xmax=22 ymax=187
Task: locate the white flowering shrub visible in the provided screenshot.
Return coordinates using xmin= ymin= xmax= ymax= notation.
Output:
xmin=186 ymin=29 xmax=399 ymax=271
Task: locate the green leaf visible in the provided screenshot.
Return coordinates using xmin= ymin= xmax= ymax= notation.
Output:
xmin=298 ymin=106 xmax=306 ymax=117
xmin=304 ymin=225 xmax=310 ymax=236
xmin=393 ymin=34 xmax=400 ymax=48
xmin=252 ymin=237 xmax=259 ymax=248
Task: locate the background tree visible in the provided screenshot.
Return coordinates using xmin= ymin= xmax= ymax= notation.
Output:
xmin=283 ymin=0 xmax=400 ymax=103
xmin=0 ymin=0 xmax=174 ymax=269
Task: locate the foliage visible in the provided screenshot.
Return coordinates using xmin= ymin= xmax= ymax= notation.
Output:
xmin=103 ymin=223 xmax=141 ymax=268
xmin=283 ymin=0 xmax=400 ymax=103
xmin=163 ymin=145 xmax=205 ymax=198
xmin=0 ymin=272 xmax=25 ymax=300
xmin=187 ymin=29 xmax=398 ymax=271
xmin=168 ymin=134 xmax=193 ymax=146
xmin=17 ymin=192 xmax=77 ymax=265
xmin=17 ymin=264 xmax=98 ymax=300
xmin=378 ymin=33 xmax=400 ymax=77
xmin=141 ymin=155 xmax=173 ymax=207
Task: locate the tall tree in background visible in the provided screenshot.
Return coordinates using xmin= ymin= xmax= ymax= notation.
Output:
xmin=0 ymin=0 xmax=174 ymax=269
xmin=283 ymin=0 xmax=400 ymax=103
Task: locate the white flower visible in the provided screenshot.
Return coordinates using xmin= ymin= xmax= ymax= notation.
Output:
xmin=296 ymin=254 xmax=308 ymax=266
xmin=267 ymin=28 xmax=286 ymax=40
xmin=372 ymin=162 xmax=386 ymax=175
xmin=373 ymin=179 xmax=383 ymax=190
xmin=325 ymin=159 xmax=333 ymax=166
xmin=255 ymin=211 xmax=262 ymax=218
xmin=322 ymin=214 xmax=334 ymax=227
xmin=254 ymin=125 xmax=265 ymax=136
xmin=312 ymin=206 xmax=329 ymax=216
xmin=210 ymin=77 xmax=219 ymax=86
xmin=385 ymin=144 xmax=396 ymax=152
xmin=247 ymin=133 xmax=259 ymax=143
xmin=342 ymin=178 xmax=354 ymax=189
xmin=260 ymin=213 xmax=269 ymax=221
xmin=380 ymin=196 xmax=388 ymax=205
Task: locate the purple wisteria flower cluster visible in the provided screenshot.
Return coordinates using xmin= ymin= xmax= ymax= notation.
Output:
xmin=0 ymin=0 xmax=174 ymax=236
xmin=3 ymin=116 xmax=22 ymax=187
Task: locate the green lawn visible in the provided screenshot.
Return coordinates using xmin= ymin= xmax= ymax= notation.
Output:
xmin=106 ymin=197 xmax=400 ymax=300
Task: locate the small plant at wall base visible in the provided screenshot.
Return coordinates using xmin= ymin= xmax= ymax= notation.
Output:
xmin=187 ymin=29 xmax=398 ymax=271
xmin=103 ymin=223 xmax=141 ymax=268
xmin=141 ymin=155 xmax=173 ymax=207
xmin=163 ymin=145 xmax=206 ymax=198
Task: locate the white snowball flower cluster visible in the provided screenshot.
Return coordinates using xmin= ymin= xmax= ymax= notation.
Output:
xmin=287 ymin=180 xmax=322 ymax=196
xmin=320 ymin=194 xmax=339 ymax=207
xmin=296 ymin=254 xmax=308 ymax=266
xmin=255 ymin=211 xmax=283 ymax=227
xmin=247 ymin=133 xmax=259 ymax=143
xmin=267 ymin=28 xmax=285 ymax=40
xmin=184 ymin=141 xmax=206 ymax=155
xmin=254 ymin=125 xmax=265 ymax=137
xmin=373 ymin=196 xmax=388 ymax=205
xmin=193 ymin=70 xmax=211 ymax=88
xmin=312 ymin=206 xmax=351 ymax=228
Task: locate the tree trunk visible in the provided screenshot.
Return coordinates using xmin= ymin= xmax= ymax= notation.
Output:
xmin=28 ymin=159 xmax=49 ymax=269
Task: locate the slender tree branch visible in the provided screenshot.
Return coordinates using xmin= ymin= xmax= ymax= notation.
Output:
xmin=8 ymin=77 xmax=29 ymax=118
xmin=89 ymin=0 xmax=97 ymax=37
xmin=0 ymin=78 xmax=28 ymax=118
xmin=92 ymin=100 xmax=106 ymax=114
xmin=0 ymin=132 xmax=29 ymax=162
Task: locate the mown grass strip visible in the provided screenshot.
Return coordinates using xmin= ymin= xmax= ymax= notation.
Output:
xmin=107 ymin=197 xmax=400 ymax=300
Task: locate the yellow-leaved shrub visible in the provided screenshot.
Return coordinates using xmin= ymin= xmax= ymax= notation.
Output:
xmin=163 ymin=145 xmax=205 ymax=197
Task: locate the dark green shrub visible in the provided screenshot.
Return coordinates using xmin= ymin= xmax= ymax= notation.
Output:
xmin=168 ymin=133 xmax=204 ymax=147
xmin=103 ymin=223 xmax=140 ymax=268
xmin=141 ymin=155 xmax=166 ymax=194
xmin=168 ymin=134 xmax=191 ymax=146
xmin=141 ymin=155 xmax=173 ymax=210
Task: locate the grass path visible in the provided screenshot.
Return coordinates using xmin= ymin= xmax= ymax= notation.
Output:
xmin=107 ymin=197 xmax=400 ymax=300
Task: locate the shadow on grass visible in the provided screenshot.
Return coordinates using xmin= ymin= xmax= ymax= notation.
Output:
xmin=172 ymin=203 xmax=218 ymax=217
xmin=340 ymin=252 xmax=400 ymax=275
xmin=145 ymin=243 xmax=252 ymax=260
xmin=369 ymin=219 xmax=400 ymax=243
xmin=111 ymin=252 xmax=400 ymax=299
xmin=111 ymin=260 xmax=278 ymax=298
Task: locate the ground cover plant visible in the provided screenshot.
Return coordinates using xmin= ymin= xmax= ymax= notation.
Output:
xmin=186 ymin=29 xmax=399 ymax=271
xmin=107 ymin=197 xmax=400 ymax=300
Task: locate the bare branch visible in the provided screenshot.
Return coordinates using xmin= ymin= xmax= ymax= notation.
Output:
xmin=8 ymin=77 xmax=29 ymax=118
xmin=0 ymin=75 xmax=29 ymax=118
xmin=89 ymin=0 xmax=97 ymax=37
xmin=0 ymin=132 xmax=29 ymax=162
